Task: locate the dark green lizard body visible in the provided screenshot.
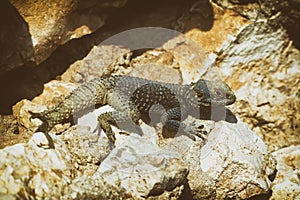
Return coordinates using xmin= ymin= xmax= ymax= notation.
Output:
xmin=30 ymin=75 xmax=236 ymax=143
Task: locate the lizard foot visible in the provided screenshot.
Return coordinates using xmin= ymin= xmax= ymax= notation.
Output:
xmin=182 ymin=122 xmax=208 ymax=141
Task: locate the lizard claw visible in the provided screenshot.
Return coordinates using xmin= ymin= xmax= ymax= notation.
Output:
xmin=182 ymin=123 xmax=207 ymax=141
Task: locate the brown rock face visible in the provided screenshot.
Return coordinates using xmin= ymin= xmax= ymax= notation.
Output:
xmin=8 ymin=0 xmax=128 ymax=64
xmin=0 ymin=0 xmax=34 ymax=75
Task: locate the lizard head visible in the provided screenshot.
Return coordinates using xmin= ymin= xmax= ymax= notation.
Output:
xmin=191 ymin=79 xmax=236 ymax=107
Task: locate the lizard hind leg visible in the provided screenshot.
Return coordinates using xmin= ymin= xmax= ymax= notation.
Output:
xmin=97 ymin=91 xmax=144 ymax=143
xmin=160 ymin=107 xmax=185 ymax=138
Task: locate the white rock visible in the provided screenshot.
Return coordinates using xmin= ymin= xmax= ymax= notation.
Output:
xmin=159 ymin=118 xmax=276 ymax=199
xmin=94 ymin=135 xmax=188 ymax=198
xmin=200 ymin=119 xmax=276 ymax=199
xmin=271 ymin=145 xmax=300 ymax=200
xmin=0 ymin=133 xmax=72 ymax=199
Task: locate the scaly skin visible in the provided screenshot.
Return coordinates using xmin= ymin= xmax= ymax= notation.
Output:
xmin=30 ymin=75 xmax=236 ymax=143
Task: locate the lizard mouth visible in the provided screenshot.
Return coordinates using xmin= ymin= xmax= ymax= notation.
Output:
xmin=200 ymin=94 xmax=236 ymax=107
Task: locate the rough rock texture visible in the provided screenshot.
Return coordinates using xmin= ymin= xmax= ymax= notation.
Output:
xmin=0 ymin=0 xmax=34 ymax=75
xmin=270 ymin=145 xmax=300 ymax=200
xmin=10 ymin=58 xmax=277 ymax=199
xmin=13 ymin=80 xmax=77 ymax=133
xmin=61 ymin=44 xmax=183 ymax=85
xmin=94 ymin=135 xmax=188 ymax=198
xmin=0 ymin=115 xmax=21 ymax=149
xmin=214 ymin=16 xmax=300 ymax=153
xmin=61 ymin=176 xmax=133 ymax=200
xmin=201 ymin=120 xmax=276 ymax=199
xmin=212 ymin=0 xmax=261 ymax=21
xmin=0 ymin=132 xmax=72 ymax=199
xmin=61 ymin=45 xmax=131 ymax=83
xmin=59 ymin=126 xmax=112 ymax=177
xmin=0 ymin=127 xmax=129 ymax=199
xmin=8 ymin=0 xmax=128 ymax=64
xmin=213 ymin=0 xmax=300 ymax=49
xmin=159 ymin=122 xmax=217 ymax=200
xmin=160 ymin=1 xmax=300 ymax=152
xmin=129 ymin=49 xmax=182 ymax=84
xmin=159 ymin=118 xmax=276 ymax=199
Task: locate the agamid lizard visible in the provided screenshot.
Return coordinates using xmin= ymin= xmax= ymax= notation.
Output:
xmin=30 ymin=75 xmax=236 ymax=144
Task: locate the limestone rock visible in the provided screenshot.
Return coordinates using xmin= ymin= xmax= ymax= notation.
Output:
xmin=59 ymin=126 xmax=112 ymax=177
xmin=0 ymin=132 xmax=72 ymax=199
xmin=61 ymin=45 xmax=132 ymax=83
xmin=12 ymin=99 xmax=48 ymax=132
xmin=259 ymin=0 xmax=300 ymax=49
xmin=9 ymin=0 xmax=128 ymax=64
xmin=94 ymin=135 xmax=189 ymax=198
xmin=270 ymin=145 xmax=300 ymax=200
xmin=129 ymin=49 xmax=182 ymax=84
xmin=215 ymin=21 xmax=300 ymax=151
xmin=159 ymin=1 xmax=300 ymax=153
xmin=162 ymin=2 xmax=249 ymax=84
xmin=212 ymin=0 xmax=261 ymax=20
xmin=4 ymin=0 xmax=299 ymax=199
xmin=0 ymin=126 xmax=117 ymax=199
xmin=0 ymin=0 xmax=34 ymax=75
xmin=201 ymin=120 xmax=276 ymax=199
xmin=0 ymin=115 xmax=21 ymax=149
xmin=12 ymin=80 xmax=77 ymax=132
xmin=61 ymin=176 xmax=133 ymax=200
xmin=159 ymin=118 xmax=276 ymax=199
xmin=61 ymin=44 xmax=182 ymax=84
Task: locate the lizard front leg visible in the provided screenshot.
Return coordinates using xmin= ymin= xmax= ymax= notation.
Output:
xmin=160 ymin=107 xmax=207 ymax=140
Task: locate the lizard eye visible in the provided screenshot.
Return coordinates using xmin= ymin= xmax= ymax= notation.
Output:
xmin=215 ymin=90 xmax=223 ymax=97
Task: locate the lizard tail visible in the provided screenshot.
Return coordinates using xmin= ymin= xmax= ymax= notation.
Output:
xmin=29 ymin=111 xmax=50 ymax=132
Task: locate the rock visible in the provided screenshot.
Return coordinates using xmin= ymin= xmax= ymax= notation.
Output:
xmin=155 ymin=1 xmax=300 ymax=153
xmin=212 ymin=0 xmax=261 ymax=21
xmin=94 ymin=135 xmax=189 ymax=198
xmin=6 ymin=1 xmax=298 ymax=199
xmin=201 ymin=120 xmax=276 ymax=199
xmin=159 ymin=118 xmax=276 ymax=199
xmin=61 ymin=42 xmax=182 ymax=84
xmin=158 ymin=119 xmax=217 ymax=200
xmin=12 ymin=80 xmax=77 ymax=132
xmin=213 ymin=0 xmax=300 ymax=44
xmin=61 ymin=45 xmax=132 ymax=83
xmin=129 ymin=49 xmax=182 ymax=84
xmin=61 ymin=176 xmax=132 ymax=200
xmin=215 ymin=21 xmax=300 ymax=151
xmin=9 ymin=0 xmax=128 ymax=64
xmin=12 ymin=99 xmax=48 ymax=132
xmin=0 ymin=126 xmax=117 ymax=199
xmin=0 ymin=0 xmax=34 ymax=75
xmin=59 ymin=126 xmax=112 ymax=177
xmin=163 ymin=2 xmax=249 ymax=84
xmin=259 ymin=0 xmax=300 ymax=49
xmin=0 ymin=132 xmax=72 ymax=199
xmin=0 ymin=115 xmax=21 ymax=149
xmin=270 ymin=145 xmax=300 ymax=200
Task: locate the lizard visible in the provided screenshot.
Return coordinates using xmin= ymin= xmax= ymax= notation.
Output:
xmin=29 ymin=75 xmax=236 ymax=144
